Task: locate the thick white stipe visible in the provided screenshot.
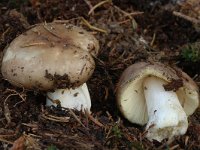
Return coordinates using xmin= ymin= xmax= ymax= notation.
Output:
xmin=143 ymin=76 xmax=188 ymax=142
xmin=46 ymin=83 xmax=91 ymax=112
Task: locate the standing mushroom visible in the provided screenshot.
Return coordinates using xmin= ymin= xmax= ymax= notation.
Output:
xmin=116 ymin=62 xmax=199 ymax=141
xmin=1 ymin=22 xmax=99 ymax=112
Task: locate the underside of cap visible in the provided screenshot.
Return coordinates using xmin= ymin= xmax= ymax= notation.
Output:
xmin=117 ymin=77 xmax=148 ymax=125
xmin=117 ymin=62 xmax=199 ymax=125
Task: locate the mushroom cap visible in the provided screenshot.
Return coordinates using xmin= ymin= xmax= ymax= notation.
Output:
xmin=1 ymin=22 xmax=99 ymax=90
xmin=116 ymin=62 xmax=199 ymax=125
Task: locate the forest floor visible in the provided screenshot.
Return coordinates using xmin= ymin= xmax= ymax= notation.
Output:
xmin=0 ymin=0 xmax=199 ymax=149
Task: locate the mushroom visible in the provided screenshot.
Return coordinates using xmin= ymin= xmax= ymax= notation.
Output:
xmin=116 ymin=62 xmax=199 ymax=141
xmin=1 ymin=22 xmax=99 ymax=112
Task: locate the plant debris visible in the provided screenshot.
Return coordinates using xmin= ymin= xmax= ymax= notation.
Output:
xmin=0 ymin=0 xmax=199 ymax=149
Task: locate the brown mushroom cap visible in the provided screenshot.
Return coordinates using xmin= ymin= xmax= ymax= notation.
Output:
xmin=116 ymin=62 xmax=199 ymax=125
xmin=1 ymin=22 xmax=99 ymax=90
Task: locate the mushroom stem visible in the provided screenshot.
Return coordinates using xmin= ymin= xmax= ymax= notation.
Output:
xmin=46 ymin=83 xmax=91 ymax=112
xmin=143 ymin=76 xmax=188 ymax=142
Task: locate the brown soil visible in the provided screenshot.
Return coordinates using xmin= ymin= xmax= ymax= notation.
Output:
xmin=0 ymin=0 xmax=199 ymax=149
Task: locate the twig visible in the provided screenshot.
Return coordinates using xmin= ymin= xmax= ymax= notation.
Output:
xmin=124 ymin=11 xmax=144 ymax=17
xmin=105 ymin=126 xmax=113 ymax=139
xmin=85 ymin=109 xmax=104 ymax=127
xmin=113 ymin=5 xmax=138 ymax=30
xmin=110 ymin=50 xmax=126 ymax=66
xmin=150 ymin=33 xmax=156 ymax=47
xmin=54 ymin=17 xmax=107 ymax=33
xmin=106 ymin=111 xmax=114 ymax=121
xmin=140 ymin=124 xmax=155 ymax=140
xmin=114 ymin=5 xmax=134 ymax=19
xmin=170 ymin=144 xmax=179 ymax=150
xmin=81 ymin=17 xmax=107 ymax=33
xmin=3 ymin=88 xmax=26 ymax=125
xmin=4 ymin=94 xmax=14 ymax=125
xmin=23 ymin=134 xmax=41 ymax=150
xmin=157 ymin=138 xmax=174 ymax=150
xmin=88 ymin=0 xmax=112 ymax=15
xmin=0 ymin=134 xmax=16 ymax=138
xmin=92 ymin=54 xmax=106 ymax=66
xmin=53 ymin=17 xmax=82 ymax=23
xmin=1 ymin=27 xmax=10 ymax=41
xmin=27 ymin=134 xmax=42 ymax=138
xmin=118 ymin=19 xmax=131 ymax=25
xmin=173 ymin=11 xmax=200 ymax=24
xmin=83 ymin=0 xmax=94 ymax=15
xmin=43 ymin=22 xmax=62 ymax=39
xmin=21 ymin=42 xmax=47 ymax=48
xmin=68 ymin=109 xmax=87 ymax=129
xmin=185 ymin=136 xmax=189 ymax=146
xmin=22 ymin=123 xmax=38 ymax=128
xmin=41 ymin=114 xmax=70 ymax=123
xmin=122 ymin=55 xmax=135 ymax=63
xmin=104 ymin=86 xmax=109 ymax=100
xmin=0 ymin=137 xmax=13 ymax=144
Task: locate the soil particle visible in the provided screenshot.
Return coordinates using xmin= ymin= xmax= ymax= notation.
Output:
xmin=44 ymin=70 xmax=78 ymax=89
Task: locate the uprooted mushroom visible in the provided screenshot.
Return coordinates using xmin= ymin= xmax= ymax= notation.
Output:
xmin=1 ymin=22 xmax=99 ymax=112
xmin=116 ymin=62 xmax=199 ymax=141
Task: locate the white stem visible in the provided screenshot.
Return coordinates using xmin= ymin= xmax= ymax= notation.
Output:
xmin=46 ymin=83 xmax=91 ymax=112
xmin=143 ymin=76 xmax=188 ymax=142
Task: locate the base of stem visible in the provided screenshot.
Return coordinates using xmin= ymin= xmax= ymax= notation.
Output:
xmin=46 ymin=83 xmax=91 ymax=112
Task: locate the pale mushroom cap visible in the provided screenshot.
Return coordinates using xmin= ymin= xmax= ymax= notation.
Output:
xmin=1 ymin=22 xmax=99 ymax=90
xmin=116 ymin=62 xmax=199 ymax=125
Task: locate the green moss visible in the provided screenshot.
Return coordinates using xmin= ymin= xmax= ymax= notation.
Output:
xmin=112 ymin=125 xmax=122 ymax=138
xmin=47 ymin=145 xmax=57 ymax=150
xmin=181 ymin=42 xmax=200 ymax=62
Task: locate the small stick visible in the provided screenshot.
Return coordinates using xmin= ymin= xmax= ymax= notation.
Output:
xmin=4 ymin=94 xmax=17 ymax=125
xmin=83 ymin=0 xmax=94 ymax=15
xmin=23 ymin=134 xmax=41 ymax=149
xmin=173 ymin=11 xmax=200 ymax=24
xmin=43 ymin=22 xmax=62 ymax=39
xmin=113 ymin=5 xmax=139 ymax=29
xmin=150 ymin=33 xmax=156 ymax=47
xmin=88 ymin=0 xmax=112 ymax=15
xmin=105 ymin=126 xmax=113 ymax=138
xmin=5 ymin=88 xmax=26 ymax=107
xmin=41 ymin=114 xmax=70 ymax=122
xmin=22 ymin=123 xmax=38 ymax=128
xmin=104 ymin=87 xmax=109 ymax=100
xmin=124 ymin=11 xmax=144 ymax=17
xmin=170 ymin=144 xmax=179 ymax=150
xmin=157 ymin=138 xmax=174 ymax=150
xmin=0 ymin=137 xmax=13 ymax=144
xmin=85 ymin=109 xmax=104 ymax=127
xmin=185 ymin=136 xmax=189 ymax=146
xmin=92 ymin=54 xmax=106 ymax=65
xmin=113 ymin=5 xmax=132 ymax=19
xmin=1 ymin=27 xmax=10 ymax=41
xmin=68 ymin=109 xmax=87 ymax=129
xmin=118 ymin=19 xmax=131 ymax=25
xmin=21 ymin=42 xmax=47 ymax=48
xmin=106 ymin=111 xmax=113 ymax=121
xmin=81 ymin=17 xmax=107 ymax=33
xmin=53 ymin=17 xmax=81 ymax=23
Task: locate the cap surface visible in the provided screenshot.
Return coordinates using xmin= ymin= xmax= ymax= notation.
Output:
xmin=116 ymin=62 xmax=199 ymax=125
xmin=1 ymin=22 xmax=99 ymax=90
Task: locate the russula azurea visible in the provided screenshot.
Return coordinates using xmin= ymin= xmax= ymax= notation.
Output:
xmin=1 ymin=22 xmax=99 ymax=112
xmin=116 ymin=62 xmax=199 ymax=141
